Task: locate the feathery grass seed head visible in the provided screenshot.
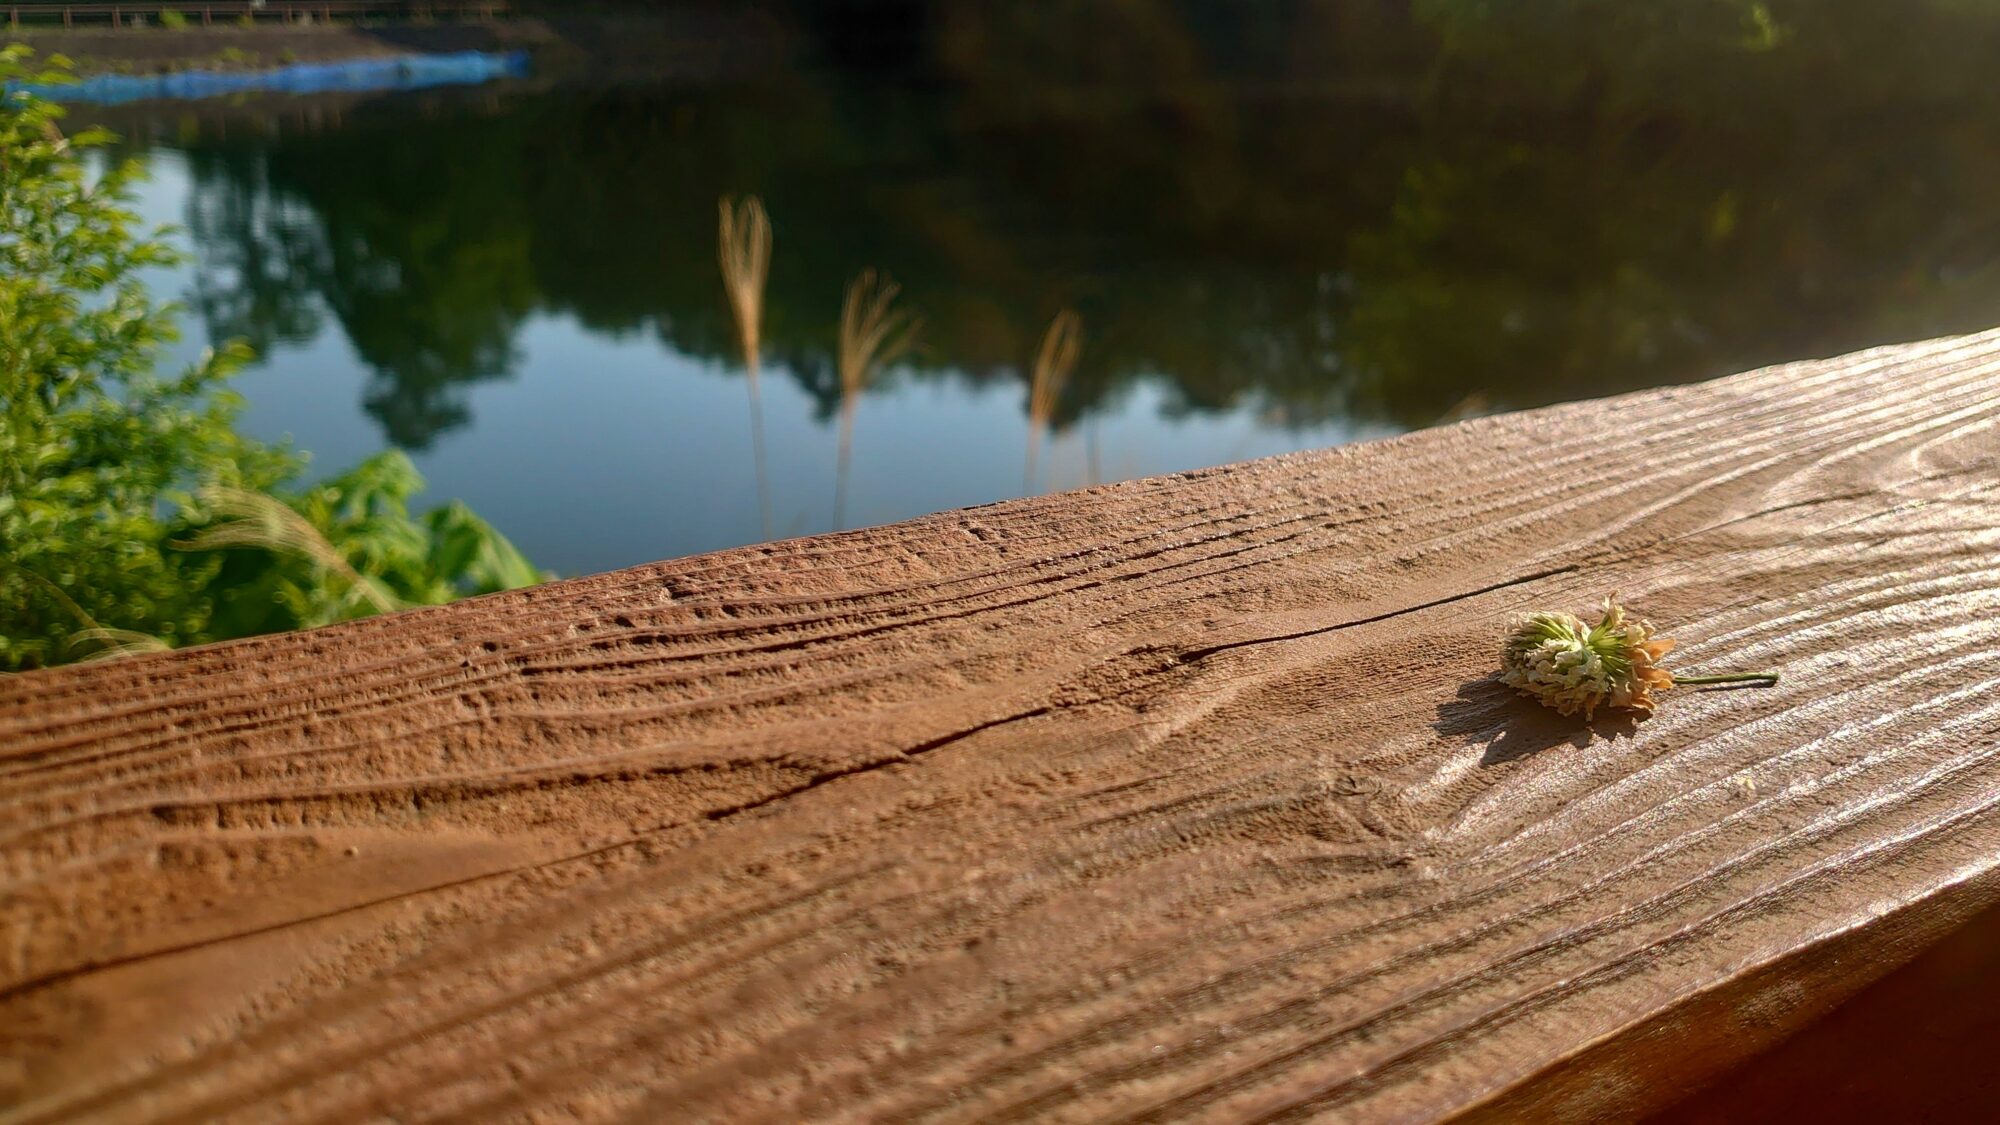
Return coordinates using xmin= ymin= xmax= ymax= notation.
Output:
xmin=1029 ymin=309 xmax=1083 ymax=431
xmin=717 ymin=195 xmax=772 ymax=377
xmin=1024 ymin=309 xmax=1084 ymax=492
xmin=838 ymin=268 xmax=920 ymax=399
xmin=177 ymin=486 xmax=397 ymax=613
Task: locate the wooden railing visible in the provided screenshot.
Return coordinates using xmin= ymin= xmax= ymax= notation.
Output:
xmin=3 ymin=1 xmax=504 ymax=29
xmin=5 ymin=331 xmax=2000 ymax=1118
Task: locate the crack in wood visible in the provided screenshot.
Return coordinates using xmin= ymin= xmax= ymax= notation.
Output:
xmin=1176 ymin=563 xmax=1584 ymax=663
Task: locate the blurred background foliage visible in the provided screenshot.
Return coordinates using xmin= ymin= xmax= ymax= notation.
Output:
xmin=18 ymin=0 xmax=2000 ymax=663
xmin=101 ymin=0 xmax=2000 ymax=450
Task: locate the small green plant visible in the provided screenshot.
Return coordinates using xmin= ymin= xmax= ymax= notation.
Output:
xmin=0 ymin=46 xmax=271 ymax=668
xmin=158 ymin=9 xmax=188 ymax=30
xmin=185 ymin=451 xmax=548 ymax=638
xmin=277 ymin=47 xmax=299 ymax=65
xmin=237 ymin=12 xmax=256 ymax=29
xmin=0 ymin=49 xmax=545 ymax=670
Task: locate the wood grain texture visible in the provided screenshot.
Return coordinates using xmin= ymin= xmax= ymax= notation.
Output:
xmin=4 ymin=330 xmax=1999 ymax=1122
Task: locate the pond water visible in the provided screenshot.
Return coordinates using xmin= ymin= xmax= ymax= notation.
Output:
xmin=104 ymin=2 xmax=2000 ymax=577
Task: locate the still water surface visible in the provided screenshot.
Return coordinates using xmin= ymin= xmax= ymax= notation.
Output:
xmin=107 ymin=4 xmax=2000 ymax=576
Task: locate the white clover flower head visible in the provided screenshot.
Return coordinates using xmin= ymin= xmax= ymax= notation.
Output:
xmin=1500 ymin=595 xmax=1676 ymax=719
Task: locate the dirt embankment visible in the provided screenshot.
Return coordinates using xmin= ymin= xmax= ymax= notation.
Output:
xmin=4 ymin=10 xmax=799 ymax=81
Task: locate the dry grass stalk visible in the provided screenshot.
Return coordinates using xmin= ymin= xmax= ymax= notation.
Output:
xmin=177 ymin=485 xmax=397 ymax=614
xmin=8 ymin=564 xmax=171 ymax=661
xmin=71 ymin=627 xmax=172 ymax=662
xmin=1026 ymin=309 xmax=1083 ymax=493
xmin=833 ymin=268 xmax=921 ymax=530
xmin=718 ymin=195 xmax=774 ymax=539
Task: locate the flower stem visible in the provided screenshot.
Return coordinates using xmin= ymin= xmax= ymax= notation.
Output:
xmin=1675 ymin=671 xmax=1780 ymax=686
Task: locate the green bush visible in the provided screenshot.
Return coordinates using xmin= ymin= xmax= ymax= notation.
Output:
xmin=191 ymin=449 xmax=547 ymax=640
xmin=0 ymin=48 xmax=546 ymax=671
xmin=158 ymin=9 xmax=189 ymax=30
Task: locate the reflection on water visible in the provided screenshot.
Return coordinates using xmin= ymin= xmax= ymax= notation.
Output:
xmin=111 ymin=1 xmax=2000 ymax=575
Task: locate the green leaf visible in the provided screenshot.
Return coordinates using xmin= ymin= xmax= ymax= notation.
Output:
xmin=425 ymin=501 xmax=547 ymax=593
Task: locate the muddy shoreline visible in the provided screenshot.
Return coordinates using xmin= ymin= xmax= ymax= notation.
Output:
xmin=4 ymin=10 xmax=798 ymax=83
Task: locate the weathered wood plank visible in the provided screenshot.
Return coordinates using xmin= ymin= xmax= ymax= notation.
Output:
xmin=3 ymin=331 xmax=1999 ymax=1122
xmin=1645 ymin=896 xmax=2000 ymax=1121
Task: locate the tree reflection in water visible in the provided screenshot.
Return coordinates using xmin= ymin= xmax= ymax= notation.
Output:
xmin=103 ymin=1 xmax=2000 ymax=545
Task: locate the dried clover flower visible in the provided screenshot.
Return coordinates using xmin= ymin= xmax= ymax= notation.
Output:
xmin=1500 ymin=596 xmax=1776 ymax=719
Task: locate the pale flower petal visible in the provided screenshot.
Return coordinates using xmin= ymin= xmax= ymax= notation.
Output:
xmin=1500 ymin=595 xmax=1674 ymax=719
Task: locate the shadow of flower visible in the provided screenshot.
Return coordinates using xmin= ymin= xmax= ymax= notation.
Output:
xmin=1434 ymin=676 xmax=1640 ymax=765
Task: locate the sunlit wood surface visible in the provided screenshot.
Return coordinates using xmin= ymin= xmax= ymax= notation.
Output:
xmin=5 ymin=331 xmax=1999 ymax=1121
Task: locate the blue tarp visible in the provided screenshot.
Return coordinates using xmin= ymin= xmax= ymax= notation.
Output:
xmin=5 ymin=50 xmax=529 ymax=106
